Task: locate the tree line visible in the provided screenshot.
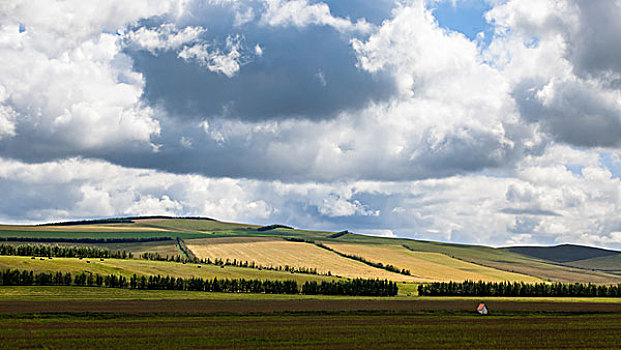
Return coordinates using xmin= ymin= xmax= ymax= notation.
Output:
xmin=302 ymin=279 xmax=398 ymax=296
xmin=0 ymin=244 xmax=133 ymax=259
xmin=417 ymin=280 xmax=621 ymax=297
xmin=0 ymin=268 xmax=398 ymax=296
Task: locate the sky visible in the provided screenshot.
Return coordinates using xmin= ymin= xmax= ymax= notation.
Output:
xmin=0 ymin=0 xmax=620 ymax=249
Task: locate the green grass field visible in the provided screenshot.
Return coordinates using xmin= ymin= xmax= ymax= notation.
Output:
xmin=0 ymin=313 xmax=619 ymax=349
xmin=566 ymin=255 xmax=621 ymax=273
xmin=1 ymin=285 xmax=620 ymax=349
xmin=0 ymin=256 xmax=337 ymax=284
xmin=0 ymin=229 xmax=206 ymax=240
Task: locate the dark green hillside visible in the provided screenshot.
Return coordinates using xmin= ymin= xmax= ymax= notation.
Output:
xmin=565 ymin=255 xmax=621 ymax=274
xmin=506 ymin=244 xmax=620 ymax=263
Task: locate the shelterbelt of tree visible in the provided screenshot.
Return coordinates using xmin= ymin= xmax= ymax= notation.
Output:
xmin=418 ymin=280 xmax=621 ymax=297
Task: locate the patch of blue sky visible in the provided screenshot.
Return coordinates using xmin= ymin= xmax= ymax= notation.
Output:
xmin=429 ymin=0 xmax=494 ymax=47
xmin=481 ymin=170 xmax=511 ymax=178
xmin=18 ymin=23 xmax=26 ymax=33
xmin=565 ymin=164 xmax=585 ymax=177
xmin=599 ymin=152 xmax=621 ymax=178
xmin=318 ymin=0 xmax=396 ymax=26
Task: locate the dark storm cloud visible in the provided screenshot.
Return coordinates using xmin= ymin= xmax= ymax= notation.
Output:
xmin=570 ymin=1 xmax=621 ymax=80
xmin=128 ymin=24 xmax=396 ymax=121
xmin=513 ymin=79 xmax=621 ymax=148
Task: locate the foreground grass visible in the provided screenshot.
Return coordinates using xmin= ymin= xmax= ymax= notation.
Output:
xmin=0 ymin=313 xmax=619 ymax=349
xmin=0 ymin=286 xmax=392 ymax=302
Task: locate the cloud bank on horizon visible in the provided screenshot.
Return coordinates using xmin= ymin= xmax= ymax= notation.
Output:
xmin=0 ymin=0 xmax=620 ymax=248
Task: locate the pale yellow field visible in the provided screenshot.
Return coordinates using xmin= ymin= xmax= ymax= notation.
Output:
xmin=321 ymin=242 xmax=543 ymax=283
xmin=187 ymin=238 xmax=419 ymax=282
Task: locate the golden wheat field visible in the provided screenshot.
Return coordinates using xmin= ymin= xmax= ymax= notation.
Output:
xmin=186 ymin=238 xmax=420 ymax=281
xmin=321 ymin=242 xmax=542 ymax=283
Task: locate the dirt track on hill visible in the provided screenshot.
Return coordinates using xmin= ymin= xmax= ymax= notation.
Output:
xmin=2 ymin=299 xmax=621 ymax=314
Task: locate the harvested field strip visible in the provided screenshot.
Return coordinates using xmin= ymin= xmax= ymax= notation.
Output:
xmin=186 ymin=239 xmax=419 ymax=282
xmin=0 ymin=314 xmax=619 ymax=349
xmin=322 ymin=242 xmax=542 ymax=283
xmin=0 ymin=256 xmax=334 ymax=284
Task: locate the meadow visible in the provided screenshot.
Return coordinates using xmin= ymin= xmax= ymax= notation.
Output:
xmin=2 ymin=284 xmax=621 ymax=349
xmin=0 ymin=256 xmax=336 ymax=284
xmin=0 ymin=310 xmax=620 ymax=349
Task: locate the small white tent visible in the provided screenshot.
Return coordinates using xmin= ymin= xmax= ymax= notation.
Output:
xmin=477 ymin=303 xmax=488 ymax=315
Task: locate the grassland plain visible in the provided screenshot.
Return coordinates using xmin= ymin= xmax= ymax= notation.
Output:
xmin=0 ymin=224 xmax=170 ymax=232
xmin=321 ymin=242 xmax=542 ymax=283
xmin=186 ymin=237 xmax=419 ymax=281
xmin=566 ymin=255 xmax=621 ymax=273
xmin=134 ymin=218 xmax=261 ymax=233
xmin=0 ymin=313 xmax=619 ymax=349
xmin=0 ymin=229 xmax=206 ymax=240
xmin=1 ymin=286 xmax=621 ymax=349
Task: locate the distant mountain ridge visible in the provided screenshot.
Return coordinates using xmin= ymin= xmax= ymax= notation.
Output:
xmin=505 ymin=244 xmax=621 ymax=263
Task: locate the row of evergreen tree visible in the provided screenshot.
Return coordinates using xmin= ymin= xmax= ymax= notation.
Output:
xmin=418 ymin=280 xmax=621 ymax=297
xmin=302 ymin=279 xmax=398 ymax=296
xmin=0 ymin=269 xmax=398 ymax=296
xmin=314 ymin=243 xmax=411 ymax=276
xmin=0 ymin=244 xmax=133 ymax=259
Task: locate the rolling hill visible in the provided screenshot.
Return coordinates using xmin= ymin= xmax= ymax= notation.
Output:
xmin=1 ymin=216 xmax=620 ymax=285
xmin=506 ymin=244 xmax=620 ymax=263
